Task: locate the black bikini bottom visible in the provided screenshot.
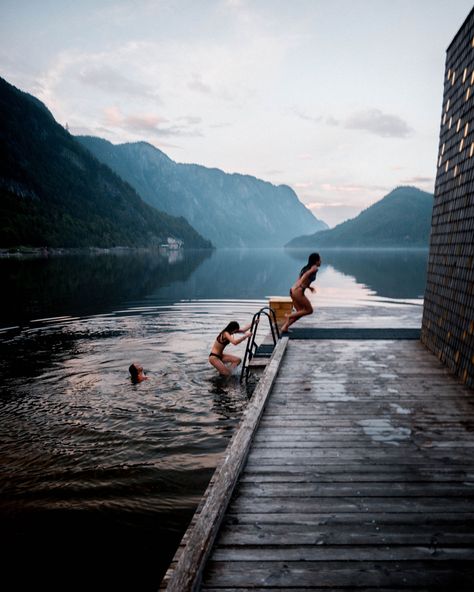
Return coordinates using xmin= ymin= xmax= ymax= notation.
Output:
xmin=290 ymin=286 xmax=305 ymax=296
xmin=209 ymin=352 xmax=223 ymax=361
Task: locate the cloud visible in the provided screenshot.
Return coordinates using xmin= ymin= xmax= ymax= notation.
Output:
xmin=307 ymin=201 xmax=349 ymax=209
xmin=400 ymin=175 xmax=434 ymax=185
xmin=321 ymin=183 xmax=364 ymax=193
xmin=326 ymin=116 xmax=339 ymax=126
xmin=264 ymin=169 xmax=284 ymax=176
xmin=295 ymin=107 xmax=412 ymax=138
xmin=78 ymin=65 xmax=159 ymax=100
xmin=293 ymin=108 xmax=322 ymax=123
xmin=345 ymin=108 xmax=414 ymax=138
xmin=176 ymin=115 xmax=203 ymax=125
xmin=188 ymin=73 xmax=213 ymax=94
xmin=321 ymin=182 xmax=391 ymax=194
xmin=103 ymin=106 xmax=202 ymax=137
xmin=294 ymin=182 xmax=313 ymax=189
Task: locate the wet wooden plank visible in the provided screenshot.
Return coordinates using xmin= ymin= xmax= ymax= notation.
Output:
xmin=220 ymin=511 xmax=474 ymax=526
xmin=202 ymin=560 xmax=474 ymax=588
xmin=228 ymin=497 xmax=474 ymax=513
xmin=217 ymin=521 xmax=474 ymax=546
xmin=211 ymin=545 xmax=474 ymax=561
xmin=240 ymin=468 xmax=474 ymax=482
xmin=199 ymin=338 xmax=474 ymax=590
xmin=201 ymin=589 xmax=454 ymax=592
xmin=235 ymin=481 xmax=474 ymax=497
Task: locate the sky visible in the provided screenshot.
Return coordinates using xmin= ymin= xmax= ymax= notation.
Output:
xmin=1 ymin=0 xmax=473 ymax=227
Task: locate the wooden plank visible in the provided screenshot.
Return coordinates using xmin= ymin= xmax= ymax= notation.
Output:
xmin=160 ymin=337 xmax=288 ymax=591
xmin=235 ymin=482 xmax=474 ymax=497
xmin=211 ymin=545 xmax=474 ymax=561
xmin=219 ymin=511 xmax=474 ymax=526
xmin=245 ymin=454 xmax=473 ymax=465
xmin=240 ymin=469 xmax=474 ymax=482
xmin=201 ymin=588 xmax=456 ymax=592
xmin=215 ymin=522 xmax=474 ymax=546
xmin=201 ymin=560 xmax=474 ymax=588
xmin=228 ymin=497 xmax=474 ymax=513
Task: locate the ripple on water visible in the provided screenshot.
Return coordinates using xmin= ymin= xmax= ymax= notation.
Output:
xmin=0 ymin=301 xmax=256 ymax=519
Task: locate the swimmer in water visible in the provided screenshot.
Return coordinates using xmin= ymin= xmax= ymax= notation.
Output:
xmin=129 ymin=362 xmax=148 ymax=384
xmin=209 ymin=319 xmax=256 ymax=376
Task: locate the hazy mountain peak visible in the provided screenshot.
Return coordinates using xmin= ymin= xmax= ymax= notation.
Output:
xmin=286 ymin=186 xmax=433 ymax=248
xmin=0 ymin=76 xmax=211 ymax=249
xmin=77 ymin=135 xmax=328 ymax=247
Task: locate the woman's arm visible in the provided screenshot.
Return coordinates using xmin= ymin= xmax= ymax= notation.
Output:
xmin=225 ymin=330 xmax=252 ymax=345
xmin=239 ymin=319 xmax=257 ymax=333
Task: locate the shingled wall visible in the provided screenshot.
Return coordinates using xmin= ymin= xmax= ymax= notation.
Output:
xmin=421 ymin=7 xmax=474 ymax=388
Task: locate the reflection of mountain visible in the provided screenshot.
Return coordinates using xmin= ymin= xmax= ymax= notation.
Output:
xmin=0 ymin=250 xmax=210 ymax=327
xmin=154 ymin=248 xmax=305 ymax=300
xmin=1 ymin=248 xmax=429 ymax=329
xmin=289 ymin=249 xmax=429 ymax=299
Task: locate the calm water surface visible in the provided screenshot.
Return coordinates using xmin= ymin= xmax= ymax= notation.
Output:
xmin=0 ymin=248 xmax=428 ymax=591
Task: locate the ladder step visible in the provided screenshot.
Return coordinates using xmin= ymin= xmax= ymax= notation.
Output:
xmin=254 ymin=344 xmax=275 ymax=356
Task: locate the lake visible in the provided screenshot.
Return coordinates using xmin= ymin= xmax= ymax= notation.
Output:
xmin=0 ymin=247 xmax=428 ymax=591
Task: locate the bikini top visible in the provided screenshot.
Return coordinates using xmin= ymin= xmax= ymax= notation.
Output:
xmin=299 ymin=266 xmax=317 ymax=286
xmin=217 ymin=332 xmax=229 ymax=346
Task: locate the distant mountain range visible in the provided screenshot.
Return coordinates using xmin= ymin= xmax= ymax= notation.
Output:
xmin=0 ymin=74 xmax=433 ymax=252
xmin=0 ymin=76 xmax=211 ymax=250
xmin=286 ymin=186 xmax=433 ymax=248
xmin=76 ymin=136 xmax=328 ymax=248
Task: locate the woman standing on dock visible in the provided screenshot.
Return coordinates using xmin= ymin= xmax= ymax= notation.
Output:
xmin=281 ymin=252 xmax=321 ymax=333
xmin=209 ymin=320 xmax=255 ymax=376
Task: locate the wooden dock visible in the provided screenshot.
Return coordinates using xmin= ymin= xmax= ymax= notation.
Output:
xmin=161 ymin=306 xmax=474 ymax=591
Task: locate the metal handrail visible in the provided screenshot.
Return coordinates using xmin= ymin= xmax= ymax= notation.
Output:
xmin=240 ymin=306 xmax=280 ymax=383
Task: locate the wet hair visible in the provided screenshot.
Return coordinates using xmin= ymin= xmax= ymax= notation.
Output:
xmin=300 ymin=252 xmax=321 ymax=277
xmin=217 ymin=321 xmax=240 ymax=343
xmin=223 ymin=321 xmax=240 ymax=334
xmin=129 ymin=363 xmax=139 ymax=382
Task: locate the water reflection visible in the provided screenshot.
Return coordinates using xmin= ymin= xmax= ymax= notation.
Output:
xmin=287 ymin=248 xmax=429 ymax=300
xmin=0 ymin=248 xmax=429 ymax=331
xmin=0 ymin=249 xmax=211 ymax=328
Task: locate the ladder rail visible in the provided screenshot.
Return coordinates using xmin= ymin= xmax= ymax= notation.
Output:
xmin=240 ymin=306 xmax=280 ymax=383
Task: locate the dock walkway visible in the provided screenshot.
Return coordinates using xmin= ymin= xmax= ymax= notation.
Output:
xmin=161 ymin=305 xmax=474 ymax=590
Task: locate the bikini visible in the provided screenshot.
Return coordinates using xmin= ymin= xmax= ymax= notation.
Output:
xmin=290 ymin=270 xmax=317 ymax=297
xmin=209 ymin=332 xmax=229 ymax=360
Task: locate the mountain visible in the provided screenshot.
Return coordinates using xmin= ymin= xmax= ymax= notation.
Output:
xmin=285 ymin=186 xmax=433 ymax=248
xmin=0 ymin=76 xmax=211 ymax=249
xmin=76 ymin=136 xmax=328 ymax=247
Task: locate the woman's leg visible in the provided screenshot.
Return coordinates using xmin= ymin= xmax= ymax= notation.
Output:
xmin=209 ymin=356 xmax=232 ymax=376
xmin=222 ymin=353 xmax=241 ymax=370
xmin=281 ymin=292 xmax=313 ymax=332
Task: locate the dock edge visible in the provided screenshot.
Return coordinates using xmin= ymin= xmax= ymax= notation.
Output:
xmin=159 ymin=336 xmax=289 ymax=591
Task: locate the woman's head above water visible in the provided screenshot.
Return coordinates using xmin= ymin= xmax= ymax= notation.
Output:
xmin=129 ymin=362 xmax=147 ymax=383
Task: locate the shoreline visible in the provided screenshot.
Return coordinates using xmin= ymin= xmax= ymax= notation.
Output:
xmin=0 ymin=245 xmax=208 ymax=259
